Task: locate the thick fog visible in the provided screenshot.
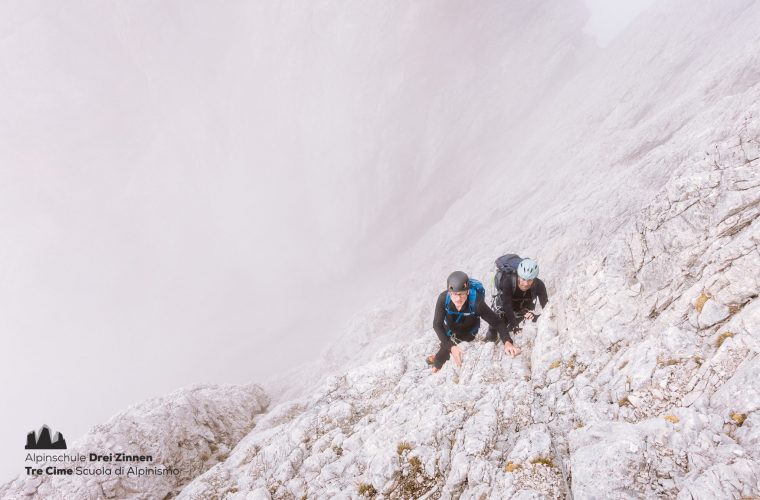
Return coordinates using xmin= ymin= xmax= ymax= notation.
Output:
xmin=0 ymin=0 xmax=655 ymax=480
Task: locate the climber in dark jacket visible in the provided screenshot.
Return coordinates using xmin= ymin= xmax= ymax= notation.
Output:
xmin=428 ymin=271 xmax=520 ymax=373
xmin=486 ymin=257 xmax=549 ymax=341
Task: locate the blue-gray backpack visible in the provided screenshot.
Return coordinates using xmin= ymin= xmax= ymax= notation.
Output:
xmin=494 ymin=254 xmax=523 ymax=296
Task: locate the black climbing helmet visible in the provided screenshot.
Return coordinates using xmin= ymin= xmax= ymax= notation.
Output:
xmin=447 ymin=271 xmax=470 ymax=292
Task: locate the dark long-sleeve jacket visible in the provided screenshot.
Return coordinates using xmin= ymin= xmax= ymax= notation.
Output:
xmin=433 ymin=291 xmax=513 ymax=349
xmin=496 ymin=277 xmax=549 ymax=328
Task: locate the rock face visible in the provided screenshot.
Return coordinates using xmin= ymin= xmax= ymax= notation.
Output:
xmin=177 ymin=124 xmax=760 ymax=499
xmin=547 ymin=131 xmax=760 ymax=499
xmin=3 ymin=100 xmax=757 ymax=500
xmin=179 ymin=340 xmax=568 ymax=500
xmin=3 ymin=1 xmax=760 ymax=499
xmin=1 ymin=384 xmax=269 ymax=500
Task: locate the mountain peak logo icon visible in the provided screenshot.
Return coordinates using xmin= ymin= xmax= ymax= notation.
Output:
xmin=25 ymin=425 xmax=67 ymax=450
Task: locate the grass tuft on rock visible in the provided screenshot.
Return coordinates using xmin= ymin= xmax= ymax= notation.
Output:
xmin=504 ymin=461 xmax=521 ymax=473
xmin=396 ymin=442 xmax=413 ymax=456
xmin=358 ymin=483 xmax=377 ymax=498
xmin=530 ymin=456 xmax=555 ymax=468
xmin=716 ymin=332 xmax=735 ymax=348
xmin=695 ymin=292 xmax=710 ymax=313
xmin=731 ymin=412 xmax=747 ymax=426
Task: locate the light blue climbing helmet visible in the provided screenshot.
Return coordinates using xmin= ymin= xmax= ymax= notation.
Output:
xmin=517 ymin=258 xmax=539 ymax=280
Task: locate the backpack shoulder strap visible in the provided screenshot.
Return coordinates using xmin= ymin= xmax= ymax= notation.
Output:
xmin=493 ymin=270 xmax=503 ymax=295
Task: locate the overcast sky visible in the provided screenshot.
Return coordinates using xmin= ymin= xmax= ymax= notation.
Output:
xmin=0 ymin=0 xmax=657 ymax=482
